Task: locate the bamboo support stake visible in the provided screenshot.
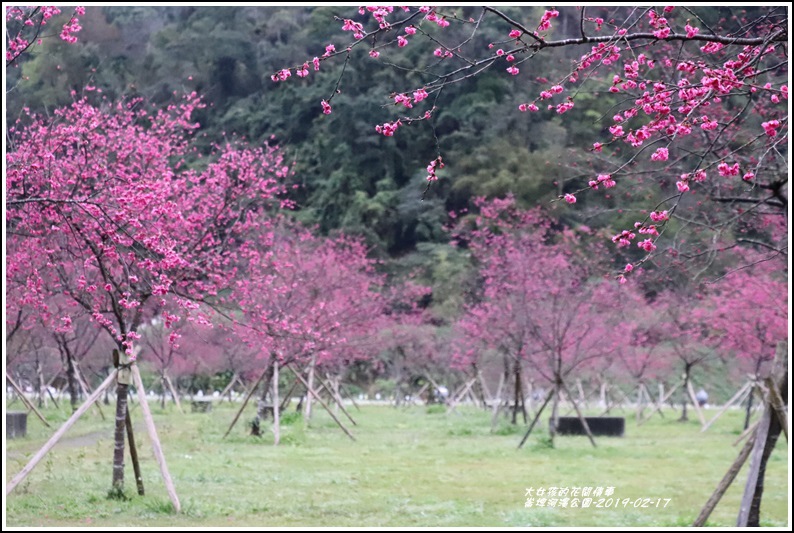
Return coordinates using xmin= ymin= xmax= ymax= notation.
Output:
xmin=517 ymin=389 xmax=554 ymax=449
xmin=287 ymin=364 xmax=355 ymax=441
xmin=7 ymin=369 xmax=118 ymax=495
xmin=687 ymin=380 xmax=707 ymax=427
xmin=125 ymin=406 xmax=145 ymax=496
xmin=736 ymin=401 xmax=772 ymax=526
xmin=638 ymin=380 xmax=682 ymax=425
xmin=702 ymin=382 xmax=752 ymax=432
xmin=692 ymin=426 xmax=758 ymax=526
xmin=562 ymin=381 xmax=597 ymax=448
xmin=734 ymin=419 xmax=760 ymax=447
xmin=131 ymin=364 xmax=180 ymax=513
xmin=5 ymin=372 xmax=51 ymax=428
xmin=164 ymin=374 xmax=184 ymax=413
xmin=319 ymin=374 xmax=357 ymax=426
xmin=74 ymin=364 xmax=105 ymax=420
xmin=223 ymin=366 xmax=269 ymax=438
xmin=219 ymin=373 xmax=239 ymax=402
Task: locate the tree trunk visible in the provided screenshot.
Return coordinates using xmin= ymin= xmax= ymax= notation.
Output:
xmin=680 ymin=365 xmax=691 ymax=422
xmin=36 ymin=359 xmax=46 ymax=409
xmin=111 ymin=381 xmax=128 ymax=495
xmin=272 ymin=360 xmax=280 ymax=446
xmin=252 ymin=364 xmax=275 ymax=436
xmin=744 ymin=385 xmax=755 ymax=430
xmin=549 ymin=380 xmax=560 ymax=446
xmin=745 ymin=370 xmax=787 ymax=526
xmin=304 ymin=354 xmax=316 ymax=420
xmin=66 ymin=351 xmax=79 ymax=411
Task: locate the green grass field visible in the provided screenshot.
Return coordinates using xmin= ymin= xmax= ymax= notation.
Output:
xmin=4 ymin=399 xmax=789 ymax=527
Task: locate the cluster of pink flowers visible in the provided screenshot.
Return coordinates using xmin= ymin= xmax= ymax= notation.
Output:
xmin=637 ymin=223 xmax=659 ymax=237
xmin=717 ymin=162 xmax=740 ymax=177
xmin=394 ymin=93 xmax=413 ymax=108
xmin=6 ymin=6 xmax=84 ymax=62
xmin=651 ymin=147 xmax=669 ymax=161
xmin=612 ymin=230 xmax=636 ymax=248
xmin=434 ymin=47 xmax=453 ymax=58
xmin=684 ymin=23 xmax=700 ymax=38
xmin=375 ymin=120 xmax=402 ymax=136
xmin=509 ymin=29 xmax=522 ymax=39
xmin=537 ymin=9 xmax=559 ymax=32
xmin=341 ymin=18 xmax=365 ymax=39
xmin=426 ymin=156 xmax=444 ymax=181
xmin=518 ymin=103 xmax=539 ymax=112
xmin=321 ymin=100 xmax=332 ymax=115
xmin=553 ymin=101 xmax=574 ymax=114
xmin=649 ymin=210 xmax=670 ymax=222
xmin=637 ymin=238 xmax=657 ymax=252
xmin=761 ymin=120 xmax=781 ymax=136
xmin=424 ymin=10 xmax=449 ymax=27
xmin=589 ymin=174 xmax=616 ymax=190
xmin=413 ymin=88 xmax=429 ymax=102
xmin=359 ymin=5 xmax=396 ymax=29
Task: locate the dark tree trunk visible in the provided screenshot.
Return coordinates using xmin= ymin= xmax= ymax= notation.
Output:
xmin=111 ymin=381 xmax=129 ymax=495
xmin=680 ymin=365 xmax=691 ymax=422
xmin=746 ymin=371 xmax=787 ymax=526
xmin=252 ymin=365 xmax=274 ymax=436
xmin=66 ymin=351 xmax=79 ymax=411
xmin=36 ymin=359 xmax=45 ymax=409
xmin=744 ymin=387 xmax=755 ymax=430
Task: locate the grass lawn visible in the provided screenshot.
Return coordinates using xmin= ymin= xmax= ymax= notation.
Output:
xmin=4 ymin=398 xmax=790 ymax=527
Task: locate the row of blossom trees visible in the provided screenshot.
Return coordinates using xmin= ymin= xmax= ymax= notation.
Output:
xmin=5 ymin=92 xmax=392 ymax=493
xmin=446 ymin=196 xmax=785 ymax=432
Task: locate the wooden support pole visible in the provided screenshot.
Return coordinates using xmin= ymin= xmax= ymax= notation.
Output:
xmin=287 ymin=364 xmax=355 ymax=442
xmin=125 ymin=406 xmax=145 ymax=496
xmin=561 ymin=380 xmax=597 ymax=448
xmin=638 ymin=380 xmax=682 ymax=425
xmin=5 ymin=372 xmax=51 ymax=428
xmin=692 ymin=426 xmax=758 ymax=526
xmin=6 ymin=369 xmax=118 ymax=495
xmin=517 ymin=388 xmax=554 ymax=449
xmin=702 ymin=382 xmax=752 ymax=433
xmin=318 ymin=374 xmax=357 ymax=426
xmin=223 ymin=366 xmax=269 ymax=439
xmin=490 ymin=373 xmax=506 ymax=428
xmin=279 ymin=378 xmax=299 ymax=412
xmin=447 ymin=378 xmax=476 ymax=415
xmin=339 ymin=383 xmax=361 ymax=412
xmin=164 ymin=374 xmax=184 ymax=414
xmin=131 ymin=364 xmax=180 ymax=513
xmin=736 ymin=400 xmax=772 ymax=526
xmin=734 ymin=419 xmax=760 ymax=447
xmin=74 ymin=364 xmax=105 ymax=420
xmin=687 ymin=380 xmax=707 ymax=427
xmin=219 ymin=372 xmax=239 ymax=402
xmin=45 ymin=385 xmax=61 ymax=410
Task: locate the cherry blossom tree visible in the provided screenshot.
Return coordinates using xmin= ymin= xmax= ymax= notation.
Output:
xmin=451 ymin=197 xmax=618 ymax=440
xmin=6 ymin=92 xmax=289 ymax=494
xmin=272 ymin=5 xmax=787 ymax=278
xmin=6 ymin=5 xmax=85 ymax=67
xmin=214 ymin=216 xmax=386 ymax=433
